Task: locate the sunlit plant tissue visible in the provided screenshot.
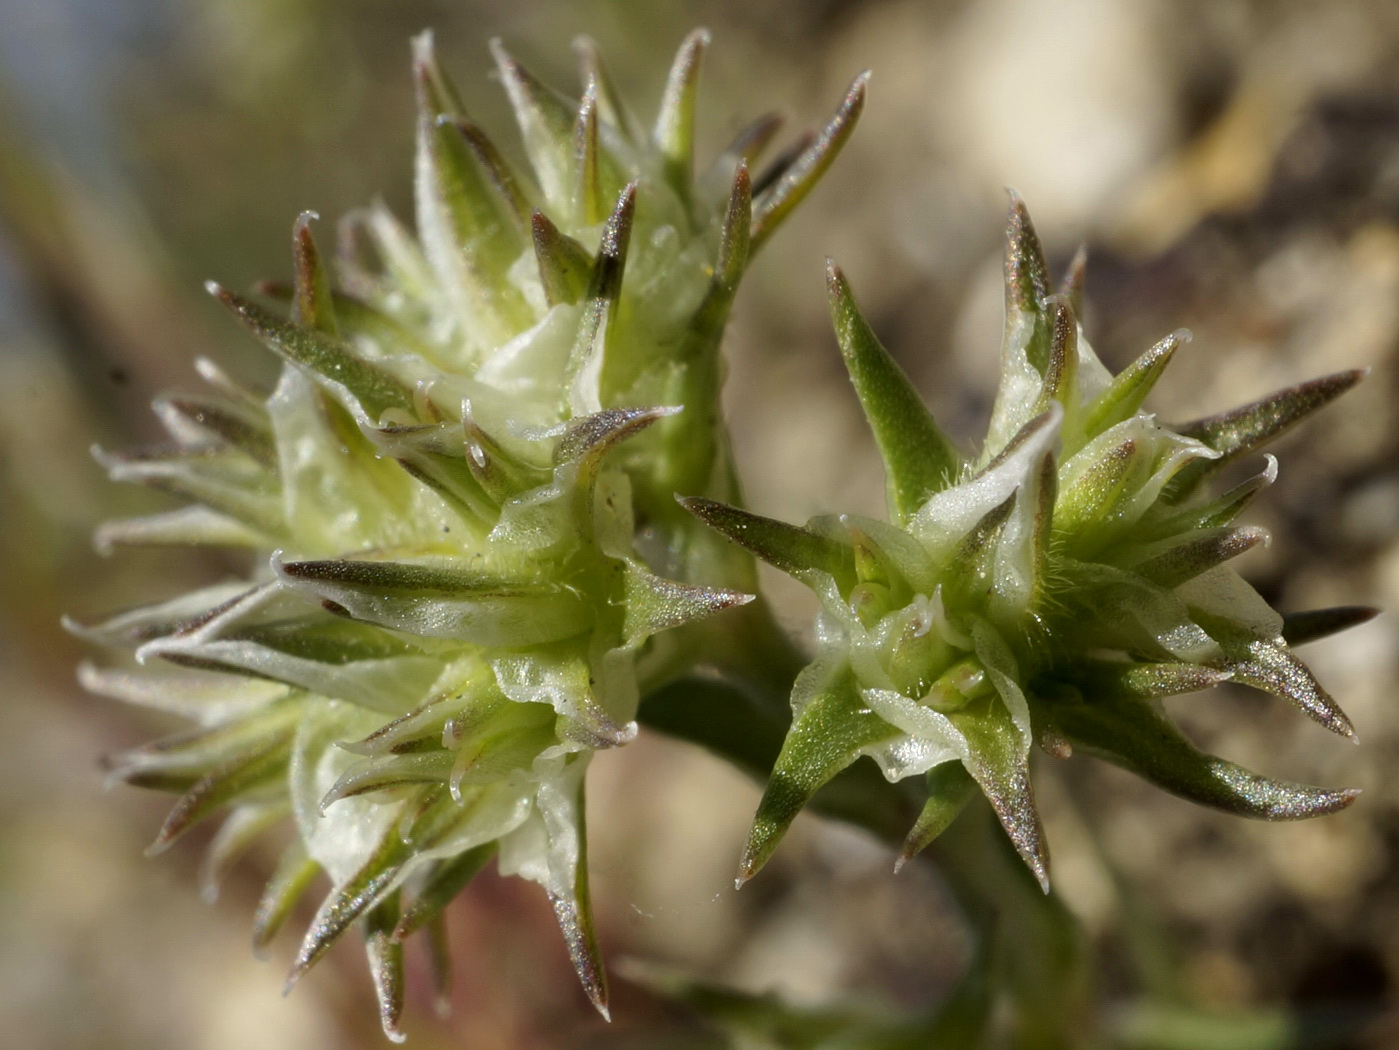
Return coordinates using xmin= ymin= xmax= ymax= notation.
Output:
xmin=70 ymin=24 xmax=1368 ymax=1042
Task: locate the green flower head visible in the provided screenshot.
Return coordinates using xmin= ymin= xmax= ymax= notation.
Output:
xmin=688 ymin=194 xmax=1368 ymax=891
xmin=70 ymin=30 xmax=864 ymax=1037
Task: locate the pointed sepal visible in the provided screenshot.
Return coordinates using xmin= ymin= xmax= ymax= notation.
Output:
xmin=252 ymin=841 xmax=321 ymax=956
xmin=827 ymin=262 xmax=962 ymax=520
xmin=1168 ymin=370 xmax=1365 ymax=498
xmin=491 ymin=39 xmax=578 ymax=209
xmin=532 ymin=210 xmax=593 ymax=306
xmin=1082 ymin=331 xmax=1187 ymax=441
xmin=273 ymin=553 xmax=592 ymax=647
xmin=392 ymin=843 xmax=497 ymax=943
xmin=291 ymin=211 xmax=339 ymax=335
xmin=365 ymin=897 xmax=407 ymax=1043
xmin=207 ymin=284 xmax=416 ymax=420
xmin=739 ymin=665 xmax=899 ymax=884
xmin=680 ymin=496 xmax=856 ymax=585
xmin=1057 ymin=695 xmax=1359 ymax=820
xmin=621 ymin=564 xmax=753 ymax=646
xmin=1281 ymin=606 xmax=1379 ymax=647
xmin=896 ymin=761 xmax=976 ymax=871
xmin=653 ymin=29 xmax=709 ymax=202
xmin=750 ymin=72 xmax=868 ymax=252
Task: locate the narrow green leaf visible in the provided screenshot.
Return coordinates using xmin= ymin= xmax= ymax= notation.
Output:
xmin=154 ymin=394 xmax=276 ymax=467
xmin=442 ymin=117 xmax=534 ymax=232
xmin=739 ymin=667 xmax=898 ymax=883
xmin=491 ymin=39 xmax=578 ymax=208
xmin=1056 ymin=437 xmax=1138 ymax=529
xmin=320 ymin=751 xmax=455 ymax=810
xmin=274 ymin=555 xmax=593 ymax=646
xmin=78 ymin=661 xmax=289 ymax=721
xmin=256 ymin=281 xmax=441 ymax=363
xmin=550 ymin=788 xmax=609 ymax=1019
xmin=228 ymin=614 xmax=429 ymax=665
xmin=585 ymin=182 xmax=635 ymax=306
xmin=566 ymin=183 xmax=636 ymax=401
xmin=410 ymin=30 xmax=467 ymax=117
xmin=365 ymin=897 xmax=407 ymax=1043
xmin=208 ymin=284 xmax=416 ymax=420
xmin=285 ymin=820 xmax=414 ymax=991
xmin=751 ymin=71 xmax=869 ymax=252
xmin=555 ymin=405 xmax=675 ymax=468
xmin=622 ymin=564 xmax=752 ymax=645
xmin=680 ymin=496 xmax=855 ymax=584
xmin=948 ymin=691 xmax=1049 ymax=891
xmin=1281 ymin=606 xmax=1379 ymax=647
xmin=752 ymin=129 xmax=814 ymax=196
xmin=1058 ymin=696 xmax=1359 ymax=820
xmin=342 ymin=692 xmax=467 ymax=758
xmin=1168 ymin=370 xmax=1365 ymax=498
xmin=146 ymin=730 xmax=294 ymax=855
xmin=1212 ymin=632 xmax=1356 ymax=739
xmin=897 ymin=761 xmax=976 ymax=870
xmin=572 ymin=35 xmax=641 ymax=142
xmin=552 ymin=884 xmax=608 ymax=1020
xmin=423 ymin=115 xmax=530 ymax=285
xmin=827 ymin=262 xmax=961 ymax=520
xmin=369 ymin=423 xmax=496 ymax=526
xmin=1066 ymin=661 xmax=1233 ymax=701
xmin=1028 ymin=452 xmax=1057 ymax=612
xmin=1145 ymin=455 xmax=1276 ymax=538
xmin=653 ymin=29 xmax=709 ymax=202
xmin=1180 ymin=370 xmax=1366 ymax=459
xmin=713 ymin=163 xmax=752 ymax=299
xmin=359 ymin=202 xmax=438 ymax=300
xmin=574 ymin=79 xmax=604 ymax=224
xmin=95 ymin=506 xmax=271 ymax=552
xmin=252 ymin=840 xmax=321 ymax=955
xmin=108 ymin=700 xmax=300 ymax=785
xmin=978 ymin=406 xmax=1060 ymax=475
xmin=393 ymin=842 xmax=497 ymax=943
xmin=943 ymin=492 xmax=1017 ymax=608
xmin=93 ymin=445 xmax=284 ymax=537
xmin=1082 ymin=330 xmax=1187 ymax=440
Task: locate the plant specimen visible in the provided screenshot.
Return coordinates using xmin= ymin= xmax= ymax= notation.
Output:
xmin=70 ymin=26 xmax=1367 ymax=1046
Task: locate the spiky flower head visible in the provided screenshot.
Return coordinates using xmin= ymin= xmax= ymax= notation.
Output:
xmin=688 ymin=194 xmax=1369 ymax=891
xmin=70 ymin=31 xmax=864 ymax=1037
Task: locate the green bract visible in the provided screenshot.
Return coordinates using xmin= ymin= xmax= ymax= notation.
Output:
xmin=687 ymin=194 xmax=1368 ymax=892
xmin=70 ymin=30 xmax=865 ymax=1037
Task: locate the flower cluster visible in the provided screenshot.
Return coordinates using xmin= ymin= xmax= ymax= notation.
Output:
xmin=688 ymin=195 xmax=1366 ymax=889
xmin=72 ymin=31 xmax=864 ymax=1037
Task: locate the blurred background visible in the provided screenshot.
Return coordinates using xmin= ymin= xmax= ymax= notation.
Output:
xmin=2 ymin=0 xmax=1397 ymax=1046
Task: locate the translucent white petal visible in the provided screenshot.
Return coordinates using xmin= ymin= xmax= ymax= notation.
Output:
xmin=911 ymin=402 xmax=1062 ymax=559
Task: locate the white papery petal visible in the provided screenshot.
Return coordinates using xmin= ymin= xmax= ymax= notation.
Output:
xmin=912 ymin=402 xmax=1062 ymax=559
